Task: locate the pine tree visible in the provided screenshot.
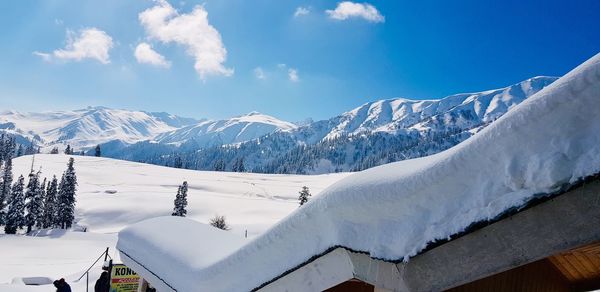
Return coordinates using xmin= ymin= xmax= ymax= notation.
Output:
xmin=209 ymin=215 xmax=230 ymax=230
xmin=50 ymin=147 xmax=59 ymax=154
xmin=4 ymin=175 xmax=25 ymax=234
xmin=237 ymin=157 xmax=245 ymax=172
xmin=24 ymin=140 xmax=36 ymax=155
xmin=95 ymin=145 xmax=101 ymax=157
xmin=36 ymin=178 xmax=47 ymax=229
xmin=231 ymin=158 xmax=245 ymax=172
xmin=0 ymin=158 xmax=13 ymax=224
xmin=64 ymin=145 xmax=72 ymax=155
xmin=56 ymin=158 xmax=77 ymax=229
xmin=174 ymin=156 xmax=183 ymax=169
xmin=298 ymin=186 xmax=311 ymax=206
xmin=213 ymin=159 xmax=225 ymax=171
xmin=43 ymin=176 xmax=58 ymax=228
xmin=171 ymin=185 xmax=182 ymax=216
xmin=16 ymin=145 xmax=23 ymax=157
xmin=171 ymin=181 xmax=188 ymax=217
xmin=231 ymin=160 xmax=238 ymax=172
xmin=24 ymin=171 xmax=44 ymax=233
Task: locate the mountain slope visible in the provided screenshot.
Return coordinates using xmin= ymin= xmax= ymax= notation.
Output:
xmin=0 ymin=76 xmax=558 ymax=174
xmin=0 ymin=107 xmax=198 ymax=150
xmin=292 ymin=76 xmax=557 ymax=142
xmin=154 ymin=112 xmax=298 ymax=147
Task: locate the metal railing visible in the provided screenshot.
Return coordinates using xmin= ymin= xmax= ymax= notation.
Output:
xmin=76 ymin=247 xmax=112 ymax=292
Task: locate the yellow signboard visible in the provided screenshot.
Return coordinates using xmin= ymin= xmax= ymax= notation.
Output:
xmin=110 ymin=264 xmax=140 ymax=292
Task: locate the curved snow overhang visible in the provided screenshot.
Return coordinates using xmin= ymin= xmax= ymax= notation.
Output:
xmin=117 ymin=175 xmax=600 ymax=292
xmin=256 ymin=175 xmax=600 ymax=291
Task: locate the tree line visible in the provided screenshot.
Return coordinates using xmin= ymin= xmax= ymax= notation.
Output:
xmin=128 ymin=126 xmax=470 ymax=175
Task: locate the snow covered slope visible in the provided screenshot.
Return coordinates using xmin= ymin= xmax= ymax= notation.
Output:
xmin=8 ymin=154 xmax=346 ymax=235
xmin=0 ymin=154 xmax=348 ymax=288
xmin=117 ymin=54 xmax=600 ymax=292
xmin=0 ymin=107 xmax=198 ymax=150
xmin=154 ymin=112 xmax=298 ymax=147
xmin=296 ymin=76 xmax=557 ymax=141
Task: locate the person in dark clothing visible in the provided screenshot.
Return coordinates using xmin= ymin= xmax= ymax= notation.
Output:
xmin=94 ymin=271 xmax=110 ymax=292
xmin=53 ymin=278 xmax=72 ymax=292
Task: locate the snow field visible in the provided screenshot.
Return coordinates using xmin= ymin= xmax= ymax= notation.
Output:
xmin=0 ymin=154 xmax=348 ymax=289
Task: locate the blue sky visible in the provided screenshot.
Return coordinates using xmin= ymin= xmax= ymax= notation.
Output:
xmin=0 ymin=0 xmax=598 ymax=121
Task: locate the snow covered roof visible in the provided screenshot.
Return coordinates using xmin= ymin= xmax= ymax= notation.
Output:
xmin=117 ymin=52 xmax=600 ymax=292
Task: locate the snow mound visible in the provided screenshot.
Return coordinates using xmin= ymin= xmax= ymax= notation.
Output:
xmin=117 ymin=53 xmax=600 ymax=292
xmin=119 ymin=217 xmax=246 ymax=291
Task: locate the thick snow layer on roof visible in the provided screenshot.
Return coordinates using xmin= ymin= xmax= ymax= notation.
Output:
xmin=117 ymin=53 xmax=600 ymax=292
xmin=118 ymin=217 xmax=246 ymax=291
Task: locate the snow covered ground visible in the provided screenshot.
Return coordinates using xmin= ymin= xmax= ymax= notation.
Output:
xmin=0 ymin=154 xmax=348 ymax=290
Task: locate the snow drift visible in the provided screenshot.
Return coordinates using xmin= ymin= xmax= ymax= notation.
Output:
xmin=117 ymin=53 xmax=600 ymax=292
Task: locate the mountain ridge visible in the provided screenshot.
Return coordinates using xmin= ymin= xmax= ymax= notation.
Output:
xmin=0 ymin=75 xmax=559 ymax=173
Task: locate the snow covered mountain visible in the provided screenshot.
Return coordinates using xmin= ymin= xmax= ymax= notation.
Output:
xmin=0 ymin=107 xmax=199 ymax=150
xmin=0 ymin=76 xmax=558 ymax=173
xmin=108 ymin=76 xmax=558 ymax=174
xmin=290 ymin=76 xmax=557 ymax=142
xmin=155 ymin=112 xmax=298 ymax=147
xmin=0 ymin=107 xmax=298 ymax=152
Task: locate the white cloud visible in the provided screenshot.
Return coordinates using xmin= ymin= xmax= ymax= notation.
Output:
xmin=288 ymin=68 xmax=299 ymax=82
xmin=326 ymin=2 xmax=384 ymax=23
xmin=32 ymin=51 xmax=52 ymax=62
xmin=294 ymin=6 xmax=310 ymax=17
xmin=134 ymin=42 xmax=171 ymax=68
xmin=139 ymin=0 xmax=233 ymax=79
xmin=35 ymin=28 xmax=114 ymax=64
xmin=254 ymin=67 xmax=266 ymax=79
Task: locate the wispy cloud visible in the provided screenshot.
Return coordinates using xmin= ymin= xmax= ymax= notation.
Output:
xmin=32 ymin=51 xmax=52 ymax=62
xmin=134 ymin=42 xmax=171 ymax=68
xmin=254 ymin=67 xmax=266 ymax=79
xmin=294 ymin=6 xmax=310 ymax=17
xmin=34 ymin=28 xmax=114 ymax=64
xmin=139 ymin=0 xmax=233 ymax=80
xmin=288 ymin=68 xmax=299 ymax=82
xmin=326 ymin=2 xmax=384 ymax=23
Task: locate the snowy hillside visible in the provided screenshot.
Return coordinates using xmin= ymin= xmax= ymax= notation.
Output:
xmin=0 ymin=154 xmax=347 ymax=289
xmin=297 ymin=76 xmax=557 ymax=141
xmin=9 ymin=155 xmax=346 ymax=234
xmin=155 ymin=112 xmax=298 ymax=147
xmin=0 ymin=107 xmax=198 ymax=150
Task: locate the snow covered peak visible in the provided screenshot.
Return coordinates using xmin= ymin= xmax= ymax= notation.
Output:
xmin=155 ymin=112 xmax=297 ymax=147
xmin=0 ymin=107 xmax=198 ymax=150
xmin=0 ymin=76 xmax=558 ymax=158
xmin=308 ymin=76 xmax=558 ymax=140
xmin=244 ymin=111 xmax=261 ymax=116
